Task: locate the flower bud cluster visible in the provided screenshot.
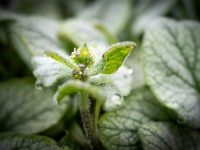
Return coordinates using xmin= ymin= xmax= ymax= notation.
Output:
xmin=70 ymin=44 xmax=94 ymax=79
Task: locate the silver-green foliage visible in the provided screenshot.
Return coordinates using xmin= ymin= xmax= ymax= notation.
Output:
xmin=0 ymin=133 xmax=64 ymax=150
xmin=139 ymin=122 xmax=200 ymax=150
xmin=142 ymin=18 xmax=200 ymax=128
xmin=99 ymin=87 xmax=172 ymax=150
xmin=0 ymin=78 xmax=69 ymax=134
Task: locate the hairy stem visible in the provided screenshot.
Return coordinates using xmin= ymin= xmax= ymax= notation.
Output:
xmin=80 ymin=76 xmax=100 ymax=150
xmin=93 ymin=100 xmax=101 ymax=137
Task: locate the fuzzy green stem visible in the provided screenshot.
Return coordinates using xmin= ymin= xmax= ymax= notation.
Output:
xmin=80 ymin=76 xmax=100 ymax=150
xmin=93 ymin=100 xmax=101 ymax=136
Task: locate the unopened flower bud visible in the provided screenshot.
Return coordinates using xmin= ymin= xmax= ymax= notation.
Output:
xmin=76 ymin=51 xmax=80 ymax=55
xmin=79 ymin=64 xmax=85 ymax=68
xmin=72 ymin=70 xmax=77 ymax=75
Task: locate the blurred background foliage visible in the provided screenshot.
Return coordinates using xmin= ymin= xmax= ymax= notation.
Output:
xmin=0 ymin=0 xmax=200 ymax=149
xmin=0 ymin=0 xmax=199 ymax=81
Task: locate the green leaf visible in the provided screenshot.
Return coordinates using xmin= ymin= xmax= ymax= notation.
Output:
xmin=9 ymin=16 xmax=65 ymax=69
xmin=0 ymin=133 xmax=63 ymax=150
xmin=54 ymin=80 xmax=105 ymax=105
xmin=102 ymin=41 xmax=136 ymax=74
xmin=0 ymin=78 xmax=69 ymax=134
xmin=77 ymin=0 xmax=132 ymax=36
xmin=57 ymin=19 xmax=108 ymax=47
xmin=142 ymin=18 xmax=200 ymax=128
xmin=139 ymin=122 xmax=200 ymax=150
xmin=44 ymin=51 xmax=79 ymax=70
xmin=99 ymin=87 xmax=173 ymax=150
xmin=85 ymin=57 xmax=106 ymax=76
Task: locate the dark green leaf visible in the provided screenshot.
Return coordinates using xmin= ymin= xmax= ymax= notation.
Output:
xmin=0 ymin=133 xmax=63 ymax=150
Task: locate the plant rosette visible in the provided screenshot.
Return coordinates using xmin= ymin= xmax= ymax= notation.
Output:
xmin=32 ymin=41 xmax=136 ymax=149
xmin=32 ymin=41 xmax=136 ymax=110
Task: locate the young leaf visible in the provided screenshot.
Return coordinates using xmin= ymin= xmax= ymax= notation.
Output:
xmin=44 ymin=51 xmax=79 ymax=70
xmin=139 ymin=122 xmax=200 ymax=150
xmin=142 ymin=18 xmax=200 ymax=128
xmin=102 ymin=41 xmax=136 ymax=74
xmin=84 ymin=57 xmax=106 ymax=76
xmin=99 ymin=87 xmax=174 ymax=150
xmin=0 ymin=78 xmax=69 ymax=134
xmin=0 ymin=133 xmax=63 ymax=150
xmin=54 ymin=80 xmax=105 ymax=105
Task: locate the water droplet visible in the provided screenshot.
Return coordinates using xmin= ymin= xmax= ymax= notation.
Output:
xmin=128 ymin=69 xmax=133 ymax=74
xmin=111 ymin=95 xmax=123 ymax=107
xmin=35 ymin=82 xmax=44 ymax=90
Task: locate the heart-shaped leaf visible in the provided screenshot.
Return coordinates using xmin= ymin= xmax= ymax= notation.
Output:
xmin=99 ymin=87 xmax=173 ymax=150
xmin=0 ymin=133 xmax=64 ymax=150
xmin=102 ymin=42 xmax=136 ymax=74
xmin=142 ymin=18 xmax=200 ymax=128
xmin=0 ymin=78 xmax=69 ymax=134
xmin=139 ymin=122 xmax=200 ymax=150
